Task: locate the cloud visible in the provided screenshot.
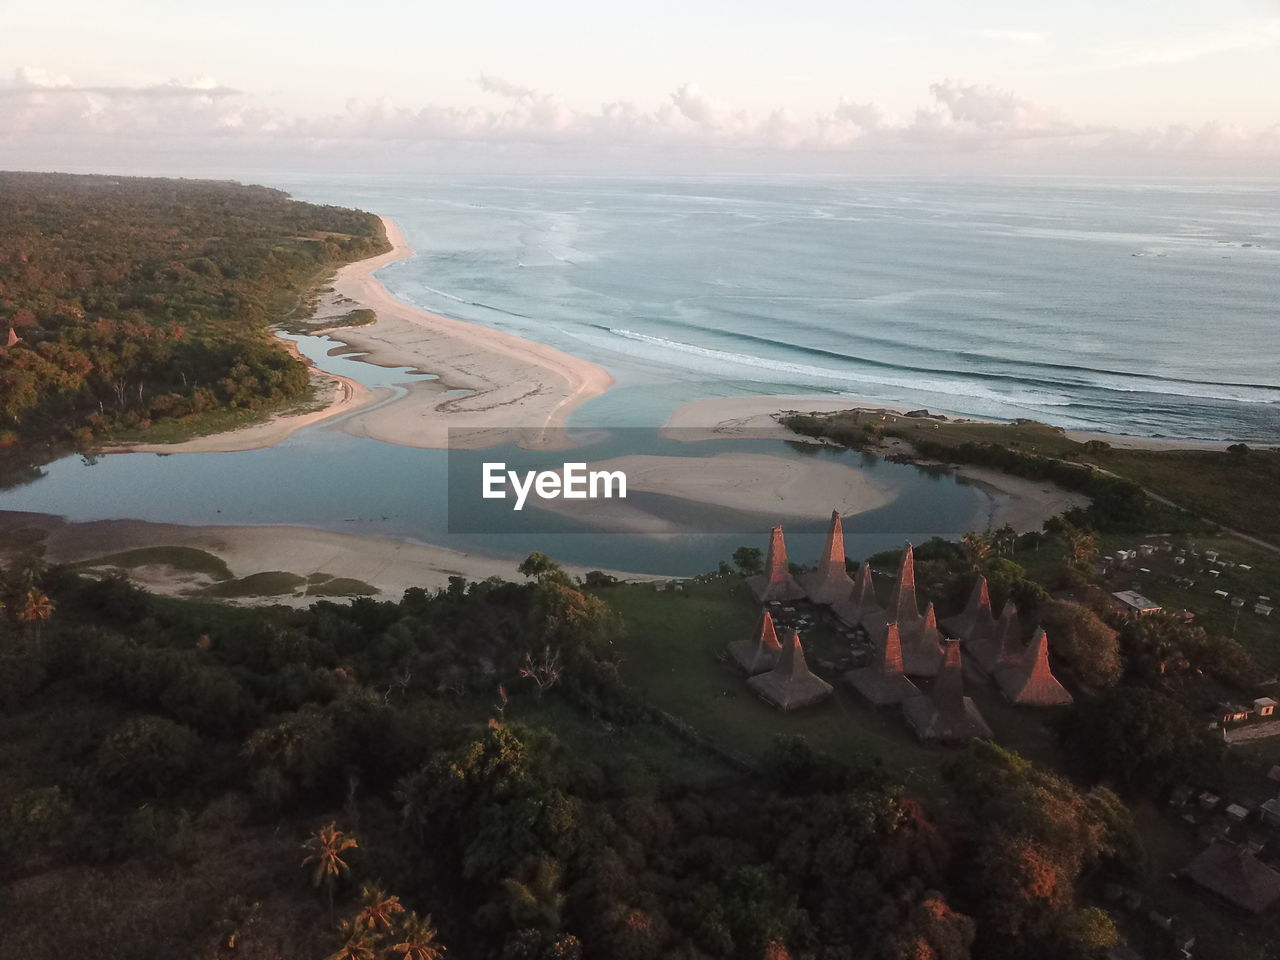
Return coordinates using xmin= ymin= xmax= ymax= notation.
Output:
xmin=2 ymin=66 xmax=241 ymax=99
xmin=2 ymin=67 xmax=1278 ymax=172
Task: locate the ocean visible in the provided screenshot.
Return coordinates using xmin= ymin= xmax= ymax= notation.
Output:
xmin=277 ymin=175 xmax=1280 ymax=443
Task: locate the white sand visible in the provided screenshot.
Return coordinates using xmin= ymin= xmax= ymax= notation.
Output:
xmin=2 ymin=512 xmax=658 ymax=607
xmin=328 ymin=217 xmax=612 ymax=450
xmin=112 ymin=216 xmax=612 ymax=455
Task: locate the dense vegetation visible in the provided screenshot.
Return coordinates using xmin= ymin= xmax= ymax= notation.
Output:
xmin=0 ymin=172 xmax=387 ymax=446
xmin=0 ymin=555 xmax=1151 ymax=960
xmin=783 ymin=411 xmax=1280 ymax=545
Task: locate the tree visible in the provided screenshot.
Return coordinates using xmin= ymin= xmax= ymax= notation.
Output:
xmin=327 ymin=919 xmax=379 ymax=960
xmin=391 ymin=912 xmax=447 ymax=960
xmin=501 ymin=856 xmax=566 ymax=932
xmin=355 ymin=884 xmax=404 ymax=933
xmin=15 ymin=587 xmax=54 ymax=638
xmin=95 ymin=715 xmax=201 ymax=798
xmin=302 ymin=822 xmax=359 ymax=921
xmin=1040 ymin=601 xmax=1121 ymax=688
xmin=1063 ymin=528 xmax=1098 ymax=576
xmin=961 ymin=532 xmax=993 ymax=572
xmin=732 ymin=546 xmax=764 ymax=576
xmin=1059 ymin=688 xmax=1223 ymax=795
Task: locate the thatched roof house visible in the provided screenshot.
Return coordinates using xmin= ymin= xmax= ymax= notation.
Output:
xmin=747 ymin=526 xmax=807 ymax=603
xmin=940 ymin=576 xmax=996 ymax=643
xmin=967 ymin=601 xmax=1023 ymax=677
xmin=728 ymin=610 xmax=783 ymax=675
xmin=847 ymin=622 xmax=921 ymax=706
xmin=996 ymin=627 xmax=1073 ymax=706
xmin=831 ymin=561 xmax=881 ymax=629
xmin=798 ymin=511 xmax=855 ymax=605
xmin=748 ymin=630 xmax=833 ymax=712
xmin=1181 ymin=843 xmax=1280 ymax=914
xmin=862 ymin=544 xmax=943 ymax=677
xmin=902 ymin=640 xmax=993 ymax=742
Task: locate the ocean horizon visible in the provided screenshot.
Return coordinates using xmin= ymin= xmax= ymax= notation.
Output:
xmin=276 ymin=174 xmax=1279 ymax=443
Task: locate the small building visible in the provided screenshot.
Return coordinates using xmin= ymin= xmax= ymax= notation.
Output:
xmin=846 ymin=622 xmax=921 ymax=706
xmin=1260 ymin=798 xmax=1280 ymax=829
xmin=1255 ymin=697 xmax=1278 ymax=718
xmin=831 ymin=560 xmax=881 ymax=629
xmin=902 ymin=639 xmax=993 ymax=743
xmin=747 ymin=630 xmax=833 ymax=712
xmin=1113 ymin=590 xmax=1162 ymax=615
xmin=728 ymin=611 xmax=782 ymax=675
xmin=747 ymin=526 xmax=807 ymax=603
xmin=995 ymin=627 xmax=1073 ymax=707
xmin=862 ymin=544 xmax=944 ymax=677
xmin=1214 ymin=702 xmax=1253 ymax=725
xmin=939 ymin=575 xmax=997 ymax=644
xmin=967 ymin=601 xmax=1023 ymax=677
xmin=1180 ymin=843 xmax=1280 ymax=914
xmin=797 ymin=511 xmax=855 ymax=605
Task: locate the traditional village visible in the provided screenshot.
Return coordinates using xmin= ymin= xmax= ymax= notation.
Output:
xmin=696 ymin=511 xmax=1280 ymax=956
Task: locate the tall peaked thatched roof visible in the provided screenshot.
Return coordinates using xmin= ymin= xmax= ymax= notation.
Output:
xmin=902 ymin=640 xmax=993 ymax=742
xmin=4 ymin=327 xmax=18 ymax=349
xmin=747 ymin=525 xmax=807 ymax=603
xmin=968 ymin=601 xmax=1022 ymax=676
xmin=831 ymin=561 xmax=881 ymax=628
xmin=940 ymin=576 xmax=996 ymax=643
xmin=1182 ymin=843 xmax=1280 ymax=914
xmin=747 ymin=630 xmax=833 ymax=712
xmin=847 ymin=622 xmax=921 ymax=706
xmin=889 ymin=543 xmax=920 ymax=625
xmin=798 ymin=511 xmax=855 ymax=605
xmin=728 ymin=610 xmax=784 ymax=675
xmin=996 ymin=627 xmax=1073 ymax=706
xmin=899 ymin=602 xmax=945 ymax=677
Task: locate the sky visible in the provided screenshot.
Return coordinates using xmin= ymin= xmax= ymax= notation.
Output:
xmin=2 ymin=0 xmax=1279 ymax=176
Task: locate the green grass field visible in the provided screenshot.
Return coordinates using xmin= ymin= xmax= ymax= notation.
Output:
xmin=598 ymin=577 xmax=1072 ymax=794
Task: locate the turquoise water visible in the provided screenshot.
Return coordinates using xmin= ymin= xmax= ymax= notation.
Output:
xmin=276 ymin=175 xmax=1279 ymax=443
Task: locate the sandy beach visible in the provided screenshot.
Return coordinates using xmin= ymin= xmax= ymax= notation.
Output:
xmin=528 ymin=451 xmax=896 ymax=533
xmin=113 ymin=216 xmax=613 ymax=455
xmin=0 ymin=512 xmax=658 ymax=607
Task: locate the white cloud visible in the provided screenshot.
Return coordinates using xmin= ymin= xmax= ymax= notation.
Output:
xmin=1 ymin=67 xmax=1277 ymax=172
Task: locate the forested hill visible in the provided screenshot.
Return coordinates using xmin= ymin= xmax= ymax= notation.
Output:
xmin=0 ymin=171 xmax=388 ymax=445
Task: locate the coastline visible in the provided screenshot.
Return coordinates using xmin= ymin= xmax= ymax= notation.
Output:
xmin=112 ymin=215 xmax=614 ymax=455
xmin=0 ymin=512 xmax=659 ymax=607
xmin=664 ymin=393 xmax=1246 ymax=452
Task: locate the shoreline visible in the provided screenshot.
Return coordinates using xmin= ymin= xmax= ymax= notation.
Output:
xmin=663 ymin=393 xmax=1250 ymax=452
xmin=111 ymin=215 xmax=614 ymax=455
xmin=0 ymin=512 xmax=661 ymax=607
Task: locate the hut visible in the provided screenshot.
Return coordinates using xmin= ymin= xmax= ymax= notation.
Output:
xmin=863 ymin=544 xmax=943 ymax=677
xmin=1180 ymin=843 xmax=1280 ymax=914
xmin=728 ymin=610 xmax=783 ymax=675
xmin=831 ymin=561 xmax=881 ymax=629
xmin=995 ymin=627 xmax=1073 ymax=706
xmin=940 ymin=576 xmax=996 ymax=643
xmin=747 ymin=526 xmax=807 ymax=603
xmin=902 ymin=640 xmax=993 ymax=742
xmin=846 ymin=622 xmax=921 ymax=706
xmin=967 ymin=601 xmax=1022 ymax=677
xmin=747 ymin=630 xmax=833 ymax=712
xmin=798 ymin=511 xmax=855 ymax=605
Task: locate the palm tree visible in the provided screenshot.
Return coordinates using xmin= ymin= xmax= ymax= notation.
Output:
xmin=992 ymin=523 xmax=1017 ymax=557
xmin=1065 ymin=528 xmax=1099 ymax=574
xmin=302 ymin=821 xmax=359 ymax=921
xmin=7 ymin=554 xmax=47 ymax=592
xmin=355 ymin=884 xmax=404 ymax=933
xmin=326 ymin=919 xmax=379 ymax=960
xmin=17 ymin=587 xmax=54 ymax=640
xmin=961 ymin=532 xmax=993 ymax=572
xmin=391 ymin=912 xmax=446 ymax=960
